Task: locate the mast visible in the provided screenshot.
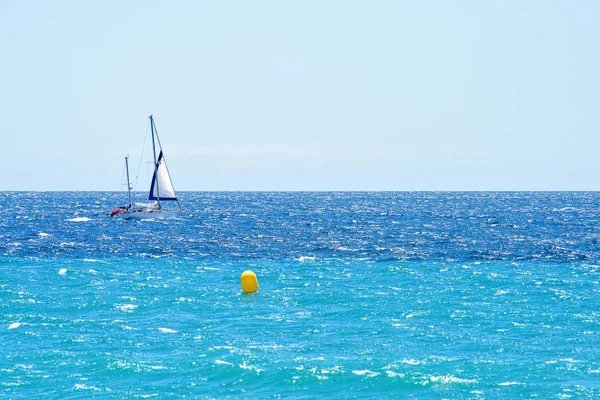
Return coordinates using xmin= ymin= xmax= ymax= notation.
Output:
xmin=125 ymin=156 xmax=132 ymax=208
xmin=150 ymin=114 xmax=161 ymax=209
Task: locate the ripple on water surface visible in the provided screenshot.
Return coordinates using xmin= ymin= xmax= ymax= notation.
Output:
xmin=1 ymin=192 xmax=600 ymax=398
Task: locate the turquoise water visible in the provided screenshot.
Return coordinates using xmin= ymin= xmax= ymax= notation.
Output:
xmin=2 ymin=192 xmax=600 ymax=398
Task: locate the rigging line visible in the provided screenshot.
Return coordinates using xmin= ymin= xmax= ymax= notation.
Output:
xmin=134 ymin=120 xmax=150 ymax=190
xmin=153 ymin=119 xmax=163 ymax=153
xmin=120 ymin=157 xmax=127 ymax=191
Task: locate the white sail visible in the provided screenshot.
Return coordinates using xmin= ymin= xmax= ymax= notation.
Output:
xmin=149 ymin=151 xmax=177 ymax=201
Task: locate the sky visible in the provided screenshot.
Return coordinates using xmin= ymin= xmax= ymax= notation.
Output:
xmin=1 ymin=1 xmax=599 ymax=191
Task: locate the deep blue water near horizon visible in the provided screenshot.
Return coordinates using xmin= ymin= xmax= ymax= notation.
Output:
xmin=1 ymin=191 xmax=600 ymax=399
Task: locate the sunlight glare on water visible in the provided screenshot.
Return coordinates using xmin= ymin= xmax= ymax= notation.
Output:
xmin=1 ymin=192 xmax=600 ymax=398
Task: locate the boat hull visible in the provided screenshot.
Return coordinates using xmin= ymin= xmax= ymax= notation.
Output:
xmin=121 ymin=210 xmax=180 ymax=220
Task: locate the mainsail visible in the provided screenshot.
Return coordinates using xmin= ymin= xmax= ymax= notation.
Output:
xmin=149 ymin=151 xmax=177 ymax=201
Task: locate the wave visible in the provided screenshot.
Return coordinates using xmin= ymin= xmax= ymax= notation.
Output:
xmin=8 ymin=322 xmax=22 ymax=329
xmin=65 ymin=217 xmax=92 ymax=222
xmin=158 ymin=327 xmax=177 ymax=334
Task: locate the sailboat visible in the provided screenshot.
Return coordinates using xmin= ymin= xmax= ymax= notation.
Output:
xmin=111 ymin=115 xmax=181 ymax=220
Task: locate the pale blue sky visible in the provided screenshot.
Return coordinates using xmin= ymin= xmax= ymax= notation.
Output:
xmin=2 ymin=1 xmax=599 ymax=190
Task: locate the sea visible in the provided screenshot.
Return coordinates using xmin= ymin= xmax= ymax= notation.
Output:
xmin=1 ymin=191 xmax=600 ymax=399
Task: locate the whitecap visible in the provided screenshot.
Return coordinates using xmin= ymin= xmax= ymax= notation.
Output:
xmin=158 ymin=327 xmax=177 ymax=333
xmin=123 ymin=326 xmax=138 ymax=331
xmin=239 ymin=362 xmax=263 ymax=373
xmin=559 ymin=358 xmax=582 ymax=363
xmin=400 ymin=358 xmax=424 ymax=365
xmin=176 ymin=297 xmax=192 ymax=303
xmin=320 ymin=366 xmax=343 ymax=375
xmin=8 ymin=322 xmax=22 ymax=329
xmin=385 ymin=370 xmax=405 ymax=378
xmin=555 ymin=207 xmax=579 ymax=212
xmin=215 ymin=360 xmax=234 ymax=366
xmin=72 ymin=383 xmax=101 ymax=391
xmin=352 ymin=370 xmax=380 ymax=378
xmin=116 ymin=304 xmax=137 ymax=312
xmin=297 ymin=256 xmax=316 ymax=262
xmin=66 ymin=217 xmax=92 ymax=222
xmin=336 ymin=246 xmax=358 ymax=252
xmin=498 ymin=381 xmax=523 ymax=386
xmin=197 ymin=266 xmax=220 ymax=271
xmin=38 ymin=232 xmax=52 ymax=238
xmin=59 ymin=268 xmax=67 ymax=275
xmin=428 ymin=375 xmax=477 ymax=384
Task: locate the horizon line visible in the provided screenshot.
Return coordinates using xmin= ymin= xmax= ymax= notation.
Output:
xmin=3 ymin=189 xmax=600 ymax=193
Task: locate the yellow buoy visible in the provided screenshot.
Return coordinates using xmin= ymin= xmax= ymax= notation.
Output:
xmin=241 ymin=270 xmax=259 ymax=293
